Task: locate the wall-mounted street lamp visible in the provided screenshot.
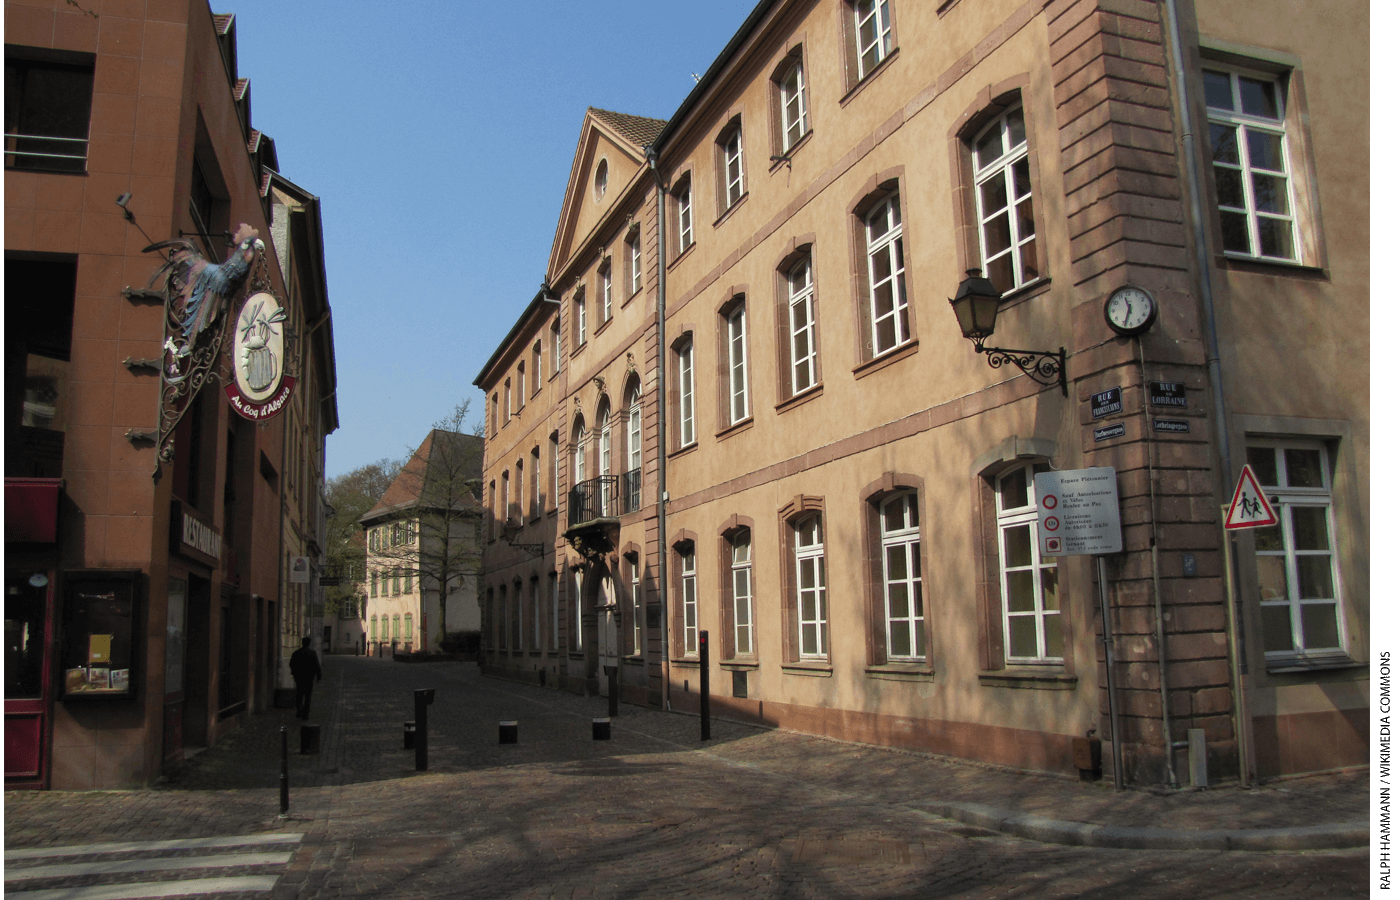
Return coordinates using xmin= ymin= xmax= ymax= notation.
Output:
xmin=500 ymin=521 xmax=544 ymax=557
xmin=948 ymin=268 xmax=1066 ymax=397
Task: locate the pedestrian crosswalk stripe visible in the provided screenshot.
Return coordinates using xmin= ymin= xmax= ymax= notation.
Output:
xmin=6 ymin=851 xmax=294 ymax=881
xmin=3 ymin=833 xmax=303 ymax=900
xmin=3 ymin=875 xmax=282 ymax=900
xmin=6 ymin=833 xmax=303 ymax=861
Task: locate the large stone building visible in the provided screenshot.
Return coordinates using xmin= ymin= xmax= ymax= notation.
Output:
xmin=477 ymin=0 xmax=1367 ymax=786
xmin=4 ymin=2 xmax=337 ymax=789
xmin=361 ymin=430 xmax=484 ymax=656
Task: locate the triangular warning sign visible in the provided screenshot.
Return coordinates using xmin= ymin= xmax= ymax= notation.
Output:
xmin=1225 ymin=464 xmax=1278 ymax=530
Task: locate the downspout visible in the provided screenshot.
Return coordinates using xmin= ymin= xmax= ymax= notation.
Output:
xmin=646 ymin=144 xmax=671 ymax=710
xmin=1163 ymin=0 xmax=1251 ymax=783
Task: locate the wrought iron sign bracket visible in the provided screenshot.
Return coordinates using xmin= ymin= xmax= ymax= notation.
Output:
xmin=974 ymin=340 xmax=1067 ymax=396
xmin=121 ymin=287 xmax=167 ymax=305
xmin=123 ymin=356 xmax=161 ymax=373
xmin=501 ymin=524 xmax=544 ymax=557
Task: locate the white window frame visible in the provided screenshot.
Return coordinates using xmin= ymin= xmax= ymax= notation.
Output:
xmin=1247 ymin=440 xmax=1345 ymax=658
xmin=531 ymin=579 xmax=541 ymax=650
xmin=780 ymin=58 xmax=808 ymax=152
xmin=599 ymin=405 xmax=613 ymax=515
xmin=1204 ymin=67 xmax=1298 ymax=262
xmin=731 ymin=530 xmax=753 ymax=657
xmin=854 ymin=0 xmax=893 ymax=80
xmin=551 ymin=319 xmax=561 ymax=374
xmin=629 ymin=234 xmax=642 ymax=295
xmin=600 ymin=260 xmax=613 ymax=322
xmin=995 ymin=461 xmax=1062 ymax=664
xmin=865 ymin=192 xmax=908 ymax=356
xmin=573 ymin=570 xmax=584 ymax=652
xmin=550 ymin=573 xmax=560 ymax=651
xmin=549 ymin=433 xmax=559 ymax=508
xmin=530 ymin=447 xmax=541 ymax=518
xmin=572 ymin=422 xmax=587 ymax=489
xmin=788 ymin=255 xmax=816 ymax=394
xmin=972 ymin=104 xmax=1038 ymax=293
xmin=677 ymin=340 xmax=695 ymax=447
xmin=727 ymin=302 xmax=749 ymax=424
xmin=627 ymin=388 xmax=642 ymax=474
xmin=678 ymin=181 xmax=693 ymax=252
xmin=723 ymin=126 xmax=745 ymax=208
xmin=630 ymin=555 xmax=643 ymax=656
xmin=681 ymin=546 xmax=698 ymax=656
xmin=532 ymin=341 xmax=541 ymax=393
xmin=880 ymin=493 xmax=924 ymax=660
xmin=794 ymin=515 xmax=827 ymax=659
xmin=575 ymin=291 xmax=587 ymax=347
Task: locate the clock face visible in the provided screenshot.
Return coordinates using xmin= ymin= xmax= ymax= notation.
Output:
xmin=1104 ymin=286 xmax=1157 ymax=336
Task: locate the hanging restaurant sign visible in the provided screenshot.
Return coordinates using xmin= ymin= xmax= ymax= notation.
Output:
xmin=224 ymin=291 xmax=296 ymax=421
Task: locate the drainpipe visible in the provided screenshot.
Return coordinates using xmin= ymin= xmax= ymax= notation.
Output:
xmin=1138 ymin=338 xmax=1178 ymax=788
xmin=646 ymin=145 xmax=671 ymax=710
xmin=1163 ymin=0 xmax=1251 ymax=783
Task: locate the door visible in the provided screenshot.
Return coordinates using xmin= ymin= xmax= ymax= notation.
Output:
xmin=5 ymin=568 xmax=54 ymax=788
xmin=595 ymin=572 xmax=619 ymax=695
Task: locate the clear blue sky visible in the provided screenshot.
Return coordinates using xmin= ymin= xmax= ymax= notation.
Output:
xmin=229 ymin=1 xmax=759 ymax=477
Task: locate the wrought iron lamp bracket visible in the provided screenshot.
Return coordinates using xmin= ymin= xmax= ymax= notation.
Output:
xmin=973 ymin=339 xmax=1067 ymax=396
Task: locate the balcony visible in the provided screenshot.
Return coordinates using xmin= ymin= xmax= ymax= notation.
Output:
xmin=568 ymin=475 xmax=619 ymax=527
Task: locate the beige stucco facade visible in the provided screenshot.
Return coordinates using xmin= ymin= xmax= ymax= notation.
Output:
xmin=475 ymin=0 xmax=1367 ymax=785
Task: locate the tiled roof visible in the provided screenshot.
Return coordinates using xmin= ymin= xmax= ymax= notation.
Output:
xmin=234 ymin=77 xmax=249 ymax=101
xmin=213 ymin=13 xmax=233 ymax=34
xmin=247 ymin=128 xmax=261 ymax=154
xmin=362 ymin=430 xmax=483 ymax=522
xmin=589 ymin=107 xmax=667 ymax=149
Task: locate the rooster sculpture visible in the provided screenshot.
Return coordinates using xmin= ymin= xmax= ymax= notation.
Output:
xmin=144 ymin=223 xmax=264 ymax=357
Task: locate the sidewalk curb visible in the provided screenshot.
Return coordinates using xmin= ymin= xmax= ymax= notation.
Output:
xmin=919 ymin=801 xmax=1367 ymax=851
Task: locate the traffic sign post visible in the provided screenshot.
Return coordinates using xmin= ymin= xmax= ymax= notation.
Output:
xmin=1219 ymin=464 xmax=1273 ymax=787
xmin=1034 ymin=467 xmax=1125 ymax=789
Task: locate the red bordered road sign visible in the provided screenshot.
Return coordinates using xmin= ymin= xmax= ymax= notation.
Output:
xmin=1224 ymin=464 xmax=1278 ymax=530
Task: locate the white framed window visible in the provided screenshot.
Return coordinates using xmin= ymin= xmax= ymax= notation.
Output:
xmin=681 ymin=546 xmax=698 ymax=656
xmin=572 ymin=420 xmax=587 ymax=489
xmin=677 ymin=339 xmax=695 ymax=447
xmin=727 ymin=301 xmax=749 ymax=424
xmin=531 ymin=579 xmax=541 ymax=650
xmin=514 ymin=582 xmax=524 ymax=651
xmin=1247 ymin=441 xmax=1344 ymax=657
xmin=551 ymin=319 xmax=561 ymax=374
xmin=794 ymin=515 xmax=827 ymax=659
xmin=788 ymin=255 xmax=816 ymax=394
xmin=1205 ymin=68 xmax=1297 ymax=262
xmin=532 ymin=340 xmax=542 ymax=393
xmin=865 ymin=192 xmax=908 ymax=356
xmin=503 ymin=379 xmax=511 ymax=423
xmin=600 ymin=260 xmax=613 ymax=322
xmin=723 ymin=125 xmax=745 ymax=209
xmin=549 ymin=572 xmax=559 ymax=651
xmin=501 ymin=471 xmax=511 ymax=527
xmin=630 ymin=555 xmax=642 ymax=656
xmin=573 ymin=570 xmax=584 ymax=652
xmin=731 ymin=529 xmax=753 ymax=656
xmin=973 ymin=104 xmax=1039 ymax=294
xmin=780 ymin=58 xmax=808 ymax=152
xmin=627 ymin=387 xmax=642 ymax=473
xmin=516 ymin=361 xmax=526 ymax=411
xmin=677 ymin=180 xmax=693 ymax=253
xmin=530 ymin=447 xmax=541 ymax=518
xmin=574 ymin=291 xmax=587 ymax=347
xmin=996 ymin=461 xmax=1061 ymax=663
xmin=854 ymin=0 xmax=893 ymax=80
xmin=549 ymin=432 xmax=559 ymax=508
xmin=628 ymin=234 xmax=642 ymax=295
xmin=880 ymin=492 xmax=923 ymax=660
xmin=598 ymin=402 xmax=613 ymax=514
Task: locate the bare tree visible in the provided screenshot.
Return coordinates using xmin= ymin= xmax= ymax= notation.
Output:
xmin=364 ymin=399 xmax=483 ymax=648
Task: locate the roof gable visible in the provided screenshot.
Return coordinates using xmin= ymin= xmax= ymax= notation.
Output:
xmin=362 ymin=430 xmax=483 ymax=523
xmin=546 ymin=108 xmax=665 ymax=283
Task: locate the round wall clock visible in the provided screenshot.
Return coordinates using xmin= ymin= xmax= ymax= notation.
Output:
xmin=1104 ymin=285 xmax=1158 ymax=336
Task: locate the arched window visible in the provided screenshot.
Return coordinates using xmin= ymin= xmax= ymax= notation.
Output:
xmin=572 ymin=416 xmax=588 ymax=488
xmin=625 ymin=382 xmax=642 ymax=512
xmin=597 ymin=398 xmax=612 ymax=514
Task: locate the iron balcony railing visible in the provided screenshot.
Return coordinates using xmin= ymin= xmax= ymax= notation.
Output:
xmin=568 ymin=475 xmax=618 ymax=527
xmin=621 ymin=467 xmax=641 ymax=514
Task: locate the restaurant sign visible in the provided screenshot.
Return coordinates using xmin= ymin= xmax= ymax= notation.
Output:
xmin=225 ymin=292 xmax=296 ymax=421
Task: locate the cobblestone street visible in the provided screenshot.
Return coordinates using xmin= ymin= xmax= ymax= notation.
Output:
xmin=6 ymin=656 xmax=1367 ymax=899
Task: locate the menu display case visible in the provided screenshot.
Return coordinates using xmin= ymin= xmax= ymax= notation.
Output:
xmin=59 ymin=571 xmax=141 ymax=701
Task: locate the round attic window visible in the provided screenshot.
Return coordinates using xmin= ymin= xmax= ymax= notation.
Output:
xmin=594 ymin=159 xmax=609 ymax=201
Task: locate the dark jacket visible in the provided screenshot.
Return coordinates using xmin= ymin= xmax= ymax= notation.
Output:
xmin=289 ymin=646 xmax=322 ymax=683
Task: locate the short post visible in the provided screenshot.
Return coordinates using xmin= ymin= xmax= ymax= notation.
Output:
xmin=699 ymin=630 xmax=710 ymax=741
xmin=606 ymin=665 xmax=619 ymax=718
xmin=592 ymin=717 xmax=611 ymax=740
xmin=414 ymin=688 xmax=435 ymax=772
xmin=499 ymin=720 xmax=518 ymax=744
xmin=279 ymin=726 xmax=289 ymax=816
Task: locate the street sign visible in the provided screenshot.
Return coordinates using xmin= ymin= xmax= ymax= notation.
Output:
xmin=1224 ymin=464 xmax=1277 ymax=530
xmin=1034 ymin=467 xmax=1122 ymax=556
xmin=1090 ymin=387 xmax=1122 ymax=419
xmin=1150 ymin=381 xmax=1187 ymax=408
xmin=1093 ymin=423 xmax=1126 ymax=442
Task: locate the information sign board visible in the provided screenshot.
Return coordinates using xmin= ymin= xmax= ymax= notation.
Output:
xmin=1034 ymin=467 xmax=1123 ymax=556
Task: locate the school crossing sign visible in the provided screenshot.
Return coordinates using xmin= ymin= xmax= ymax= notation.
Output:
xmin=1224 ymin=464 xmax=1278 ymax=530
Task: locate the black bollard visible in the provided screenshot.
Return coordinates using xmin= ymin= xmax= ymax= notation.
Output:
xmin=279 ymin=725 xmax=289 ymax=815
xmin=414 ymin=688 xmax=435 ymax=772
xmin=699 ymin=630 xmax=711 ymax=741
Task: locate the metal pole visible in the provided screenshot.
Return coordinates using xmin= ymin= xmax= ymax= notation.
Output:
xmin=279 ymin=725 xmax=289 ymax=815
xmin=1220 ymin=510 xmax=1251 ymax=787
xmin=699 ymin=630 xmax=710 ymax=741
xmin=1098 ymin=556 xmax=1124 ymax=790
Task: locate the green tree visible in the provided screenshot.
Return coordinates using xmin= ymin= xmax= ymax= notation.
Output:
xmin=323 ymin=458 xmax=401 ymax=618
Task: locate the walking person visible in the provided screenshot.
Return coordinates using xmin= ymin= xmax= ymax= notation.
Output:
xmin=289 ymin=636 xmax=322 ymax=721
